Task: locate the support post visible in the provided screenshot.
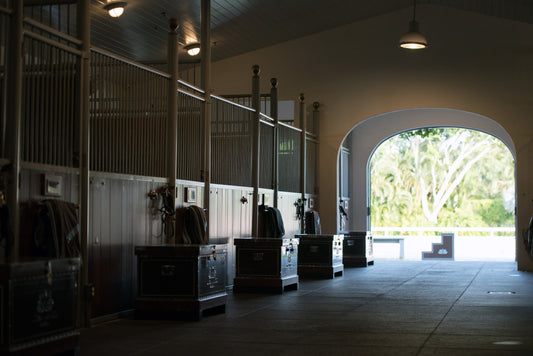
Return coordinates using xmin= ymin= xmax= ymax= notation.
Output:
xmin=312 ymin=101 xmax=320 ymax=195
xmin=167 ymin=19 xmax=179 ymax=242
xmin=77 ymin=0 xmax=90 ymax=327
xmin=5 ymin=0 xmax=23 ymax=262
xmin=312 ymin=101 xmax=320 ymax=139
xmin=201 ymin=0 xmax=211 ymax=238
xmin=299 ymin=93 xmax=306 ymax=233
xmin=251 ymin=65 xmax=260 ymax=237
xmin=270 ymin=78 xmax=279 ymax=208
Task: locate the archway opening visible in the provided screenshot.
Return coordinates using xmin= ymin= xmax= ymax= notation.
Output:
xmin=368 ymin=127 xmax=515 ymax=261
xmin=337 ymin=108 xmax=517 ymax=263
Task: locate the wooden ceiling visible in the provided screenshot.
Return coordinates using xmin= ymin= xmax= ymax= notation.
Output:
xmin=84 ymin=0 xmax=533 ymax=64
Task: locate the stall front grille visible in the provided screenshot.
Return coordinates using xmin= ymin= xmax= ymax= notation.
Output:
xmin=221 ymin=94 xmax=272 ymax=116
xmin=211 ymin=97 xmax=253 ymax=187
xmin=0 ymin=8 xmax=8 ymax=159
xmin=23 ymin=2 xmax=77 ymax=38
xmin=10 ymin=13 xmax=319 ymax=189
xmin=21 ymin=34 xmax=80 ymax=167
xmin=90 ymin=49 xmax=168 ymax=177
xmin=306 ymin=110 xmax=319 ymax=138
xmin=306 ymin=138 xmax=318 ymax=194
xmin=176 ymin=91 xmax=203 ymax=181
xmin=278 ymin=123 xmax=301 ymax=192
xmin=260 ymin=119 xmax=274 ymax=189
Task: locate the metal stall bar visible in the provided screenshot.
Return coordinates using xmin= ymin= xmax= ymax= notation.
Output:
xmin=23 ymin=16 xmax=82 ymax=47
xmin=210 ymin=95 xmax=253 ymax=187
xmin=52 ymin=44 xmax=59 ymax=165
xmin=306 ymin=102 xmax=320 ymax=195
xmin=22 ymin=32 xmax=33 ymax=164
xmin=259 ymin=113 xmax=274 ymax=190
xmin=22 ymin=1 xmax=78 ymax=38
xmin=89 ymin=47 xmax=169 ymax=177
xmin=270 ymin=78 xmax=279 ymax=207
xmin=4 ymin=0 xmax=23 ymax=261
xmin=133 ymin=70 xmax=140 ymax=174
xmin=201 ymin=0 xmax=212 ymax=235
xmin=299 ymin=94 xmax=306 ymax=233
xmin=177 ymin=91 xmax=203 ymax=182
xmin=309 ymin=101 xmax=320 ymax=139
xmin=251 ymin=65 xmax=260 ymax=237
xmin=179 ymin=79 xmax=206 ymax=96
xmin=0 ymin=6 xmax=11 ymax=159
xmin=114 ymin=52 xmax=120 ymax=173
xmin=220 ymin=93 xmax=271 ymax=115
xmin=306 ymin=137 xmax=319 ymax=195
xmin=167 ymin=18 xmax=179 ymax=242
xmin=299 ymin=93 xmax=306 ymax=196
xmin=21 ymin=21 xmax=81 ymax=168
xmin=59 ymin=44 xmax=66 ymax=165
xmin=22 ymin=29 xmax=81 ymax=55
xmin=91 ymin=47 xmax=170 ymax=78
xmin=78 ymin=0 xmax=90 ymax=328
xmin=278 ymin=122 xmax=302 ymax=193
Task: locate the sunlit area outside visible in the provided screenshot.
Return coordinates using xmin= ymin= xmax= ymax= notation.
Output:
xmin=370 ymin=128 xmax=515 ymax=261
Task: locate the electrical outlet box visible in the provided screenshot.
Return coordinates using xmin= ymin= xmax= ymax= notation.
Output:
xmin=42 ymin=174 xmax=62 ymax=197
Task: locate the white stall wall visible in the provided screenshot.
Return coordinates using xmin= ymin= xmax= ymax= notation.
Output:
xmin=85 ymin=173 xmax=307 ymax=320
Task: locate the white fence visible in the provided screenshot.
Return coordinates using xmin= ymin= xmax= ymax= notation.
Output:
xmin=371 ymin=227 xmax=516 ymax=261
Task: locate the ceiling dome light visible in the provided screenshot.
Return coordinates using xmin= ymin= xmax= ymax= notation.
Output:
xmin=184 ymin=43 xmax=201 ymax=56
xmin=104 ymin=1 xmax=127 ymax=18
xmin=399 ymin=0 xmax=427 ymax=50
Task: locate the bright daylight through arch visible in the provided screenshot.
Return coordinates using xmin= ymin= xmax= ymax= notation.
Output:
xmin=369 ymin=127 xmax=515 ymax=261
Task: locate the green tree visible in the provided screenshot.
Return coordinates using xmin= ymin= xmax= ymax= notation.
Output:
xmin=370 ymin=128 xmax=514 ymax=228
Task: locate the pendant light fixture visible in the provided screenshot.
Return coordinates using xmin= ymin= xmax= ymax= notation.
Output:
xmin=103 ymin=1 xmax=127 ymax=18
xmin=399 ymin=0 xmax=427 ymax=49
xmin=184 ymin=43 xmax=201 ymax=56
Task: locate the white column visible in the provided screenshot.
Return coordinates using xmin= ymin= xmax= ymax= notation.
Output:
xmin=201 ymin=0 xmax=212 ymax=238
xmin=77 ymin=0 xmax=90 ymax=327
xmin=270 ymin=78 xmax=279 ymax=208
xmin=299 ymin=93 xmax=306 ymax=233
xmin=167 ymin=19 xmax=179 ymax=241
xmin=251 ymin=65 xmax=260 ymax=237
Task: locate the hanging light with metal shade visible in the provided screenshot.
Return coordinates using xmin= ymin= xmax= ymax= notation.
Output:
xmin=184 ymin=43 xmax=201 ymax=56
xmin=104 ymin=1 xmax=127 ymax=18
xmin=399 ymin=0 xmax=427 ymax=49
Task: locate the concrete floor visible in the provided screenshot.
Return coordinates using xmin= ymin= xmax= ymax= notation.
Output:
xmin=80 ymin=261 xmax=533 ymax=355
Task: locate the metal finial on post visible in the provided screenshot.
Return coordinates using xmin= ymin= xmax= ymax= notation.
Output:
xmin=270 ymin=77 xmax=278 ymax=88
xmin=252 ymin=64 xmax=260 ymax=76
xmin=312 ymin=102 xmax=320 ymax=136
xmin=299 ymin=93 xmax=306 ymax=129
xmin=168 ymin=18 xmax=179 ymax=32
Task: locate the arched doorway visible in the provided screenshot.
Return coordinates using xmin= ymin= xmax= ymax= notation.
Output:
xmin=369 ymin=127 xmax=515 ymax=260
xmin=338 ymin=108 xmax=516 ymax=260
